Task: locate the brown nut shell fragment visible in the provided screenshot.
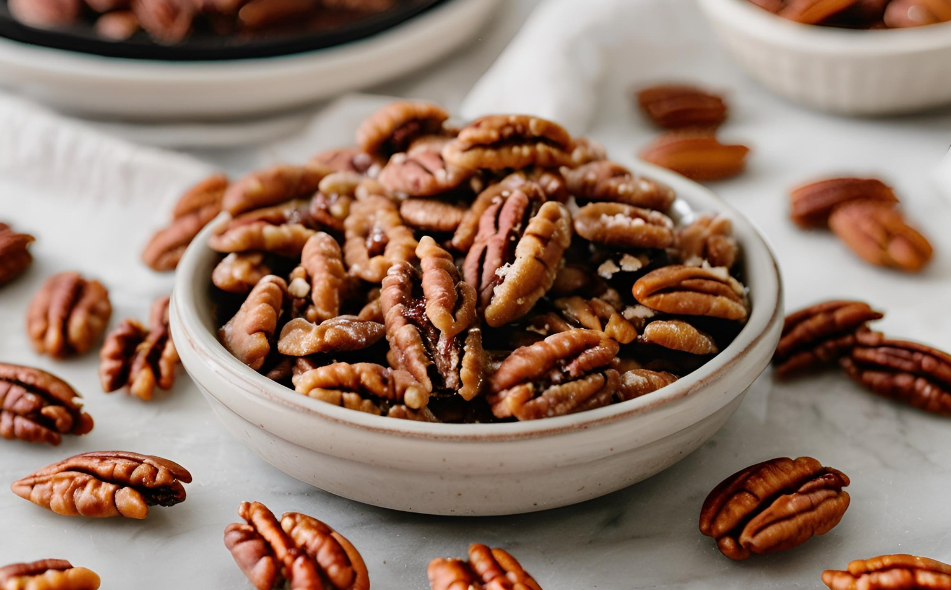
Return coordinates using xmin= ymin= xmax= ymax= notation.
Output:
xmin=822 ymin=555 xmax=951 ymax=590
xmin=11 ymin=451 xmax=192 ymax=519
xmin=840 ymin=330 xmax=951 ymax=415
xmin=0 ymin=363 xmax=94 ymax=446
xmin=573 ymin=202 xmax=675 ymax=249
xmin=26 ymin=272 xmax=112 ymax=359
xmin=295 ymin=362 xmax=428 ymax=413
xmin=553 ymin=296 xmax=638 ymax=344
xmin=632 ymin=265 xmax=748 ymax=321
xmin=444 ymin=114 xmax=575 ymax=171
xmin=885 ymin=0 xmax=951 ymax=26
xmin=0 ymin=559 xmax=100 ymax=590
xmin=212 ymin=253 xmax=272 ymax=294
xmin=219 ymin=275 xmax=287 ymax=371
xmin=639 ymin=130 xmax=750 ymax=182
xmin=676 ymin=214 xmax=739 ymax=268
xmin=773 ymin=300 xmax=883 ymax=378
xmin=562 ymin=161 xmax=675 ymax=211
xmin=0 ymin=223 xmax=35 ymax=287
xmin=210 ymin=200 xmax=316 ymax=258
xmin=344 ymin=195 xmax=418 ymax=283
xmin=429 ymin=544 xmax=543 ymax=590
xmin=641 ymin=320 xmax=718 ymax=355
xmin=357 ymin=101 xmax=449 ymax=157
xmin=829 ymin=200 xmax=933 ymax=272
xmin=378 ymin=136 xmax=473 ymax=197
xmin=636 ymin=84 xmax=728 ymax=129
xmin=617 ymin=369 xmax=678 ymax=402
xmin=789 ymin=177 xmax=897 ymax=229
xmin=223 ymin=164 xmax=330 ymax=216
xmin=700 ymin=457 xmax=850 ymax=560
xmin=400 ymin=199 xmax=467 ymax=233
xmin=278 ymin=317 xmax=384 ymax=356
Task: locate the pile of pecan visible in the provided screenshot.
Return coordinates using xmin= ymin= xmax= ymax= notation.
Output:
xmin=748 ymin=0 xmax=951 ymax=28
xmin=207 ymin=100 xmax=751 ymax=423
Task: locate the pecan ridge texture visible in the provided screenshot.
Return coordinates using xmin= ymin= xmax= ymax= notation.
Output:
xmin=0 ymin=363 xmax=94 ymax=446
xmin=428 ymin=544 xmax=542 ymax=590
xmin=823 ymin=555 xmax=951 ymax=590
xmin=0 ymin=222 xmax=35 ymax=287
xmin=632 ymin=265 xmax=748 ymax=321
xmin=444 ymin=114 xmax=575 ymax=171
xmin=0 ymin=559 xmax=100 ymax=590
xmin=26 ymin=271 xmax=112 ymax=359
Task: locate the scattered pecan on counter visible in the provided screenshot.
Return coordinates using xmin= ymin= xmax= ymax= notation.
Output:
xmin=0 ymin=222 xmax=35 ymax=287
xmin=823 ymin=555 xmax=951 ymax=590
xmin=0 ymin=559 xmax=100 ymax=590
xmin=635 ymin=84 xmax=729 ymax=130
xmin=0 ymin=363 xmax=94 ymax=445
xmin=789 ymin=177 xmax=897 ymax=229
xmin=639 ymin=130 xmax=750 ymax=182
xmin=428 ymin=544 xmax=542 ymax=590
xmin=26 ymin=271 xmax=112 ymax=359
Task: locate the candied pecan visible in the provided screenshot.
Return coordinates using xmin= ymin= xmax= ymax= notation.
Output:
xmin=632 ymin=265 xmax=748 ymax=321
xmin=132 ymin=0 xmax=196 ymax=43
xmin=219 ymin=275 xmax=287 ymax=371
xmin=26 ymin=271 xmax=112 ymax=358
xmin=617 ymin=369 xmax=678 ymax=402
xmin=0 ymin=560 xmax=100 ymax=590
xmin=639 ymin=130 xmax=750 ymax=182
xmin=780 ymin=0 xmax=860 ymax=23
xmin=387 ymin=405 xmax=440 ymax=422
xmin=382 ymin=237 xmax=483 ymax=399
xmin=451 ymin=183 xmax=527 ymax=253
xmin=789 ymin=177 xmax=897 ymax=229
xmin=12 ymin=451 xmax=192 ymax=519
xmin=503 ymin=168 xmax=570 ymax=202
xmin=99 ymin=296 xmax=179 ymax=401
xmin=569 ymin=136 xmax=607 ymax=166
xmin=488 ymin=329 xmax=619 ymax=420
xmin=640 ymin=320 xmax=718 ymax=355
xmin=553 ymin=296 xmax=638 ymax=344
xmin=309 ymin=171 xmax=360 ymax=234
xmin=378 ymin=136 xmax=472 ymax=197
xmin=223 ymin=164 xmax=330 ymax=216
xmin=8 ymin=0 xmax=81 ymax=28
xmin=562 ymin=160 xmax=675 ymax=211
xmin=823 ymin=555 xmax=951 ymax=590
xmin=95 ymin=10 xmax=140 ymax=40
xmin=308 ymin=147 xmax=381 ymax=176
xmin=840 ymin=330 xmax=951 ymax=415
xmin=210 ymin=200 xmax=316 ymax=258
xmin=635 ymin=84 xmax=728 ymax=129
xmin=0 ymin=363 xmax=93 ymax=446
xmin=885 ymin=0 xmax=951 ymax=26
xmin=400 ymin=199 xmax=468 ymax=233
xmin=295 ymin=362 xmax=429 ymax=413
xmin=573 ymin=202 xmax=675 ymax=249
xmin=428 ymin=545 xmax=542 ymax=590
xmin=344 ymin=195 xmax=417 ymax=283
xmin=213 ymin=253 xmax=272 ymax=294
xmin=699 ymin=457 xmax=851 ymax=560
xmin=278 ymin=317 xmax=384 ymax=356
xmin=773 ymin=300 xmax=883 ymax=378
xmin=829 ymin=200 xmax=933 ymax=272
xmin=0 ymin=223 xmax=35 ymax=287
xmin=676 ymin=214 xmax=739 ymax=268
xmin=237 ymin=0 xmax=319 ymax=29
xmin=444 ymin=114 xmax=575 ymax=171
xmin=356 ymin=101 xmax=450 ymax=157
xmin=285 ymin=232 xmax=348 ymax=323
xmin=224 ymin=501 xmax=369 ymax=590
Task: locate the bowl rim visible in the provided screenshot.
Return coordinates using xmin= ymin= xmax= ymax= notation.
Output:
xmin=171 ymin=160 xmax=784 ymax=442
xmin=700 ymin=0 xmax=951 ymax=53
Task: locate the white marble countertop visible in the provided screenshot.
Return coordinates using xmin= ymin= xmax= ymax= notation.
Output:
xmin=2 ymin=0 xmax=951 ymax=588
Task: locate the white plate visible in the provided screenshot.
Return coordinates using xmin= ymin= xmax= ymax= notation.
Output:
xmin=0 ymin=0 xmax=501 ymax=121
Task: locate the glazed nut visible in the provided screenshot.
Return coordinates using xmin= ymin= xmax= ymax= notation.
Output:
xmin=378 ymin=136 xmax=472 ymax=197
xmin=789 ymin=177 xmax=898 ymax=229
xmin=26 ymin=271 xmax=112 ymax=359
xmin=632 ymin=265 xmax=748 ymax=321
xmin=8 ymin=0 xmax=81 ymax=28
xmin=344 ymin=195 xmax=418 ymax=283
xmin=443 ymin=114 xmax=576 ymax=171
xmin=561 ymin=160 xmax=676 ymax=211
xmin=0 ymin=363 xmax=94 ymax=446
xmin=0 ymin=223 xmax=35 ymax=287
xmin=700 ymin=457 xmax=851 ymax=560
xmin=640 ymin=320 xmax=718 ymax=355
xmin=99 ymin=296 xmax=179 ymax=401
xmin=885 ymin=0 xmax=951 ymax=27
xmin=823 ymin=555 xmax=951 ymax=590
xmin=780 ymin=0 xmax=861 ymax=23
xmin=639 ymin=130 xmax=750 ymax=182
xmin=132 ymin=0 xmax=196 ymax=43
xmin=212 ymin=253 xmax=273 ymax=294
xmin=572 ymin=202 xmax=675 ymax=249
xmin=289 ymin=232 xmax=348 ymax=323
xmin=222 ymin=164 xmax=330 ymax=216
xmin=676 ymin=214 xmax=738 ymax=268
xmin=553 ymin=296 xmax=639 ymax=344
xmin=308 ymin=147 xmax=381 ymax=176
xmin=0 ymin=560 xmax=100 ymax=590
xmin=209 ymin=200 xmax=316 ymax=258
xmin=356 ymin=100 xmax=450 ymax=157
xmin=219 ymin=275 xmax=288 ymax=371
xmin=635 ymin=84 xmax=728 ymax=129
xmin=617 ymin=369 xmax=678 ymax=402
xmin=828 ymin=200 xmax=933 ymax=272
xmin=399 ymin=198 xmax=468 ymax=233
xmin=278 ymin=316 xmax=385 ymax=356
xmin=840 ymin=329 xmax=951 ymax=415
xmin=428 ymin=544 xmax=542 ymax=590
xmin=11 ymin=451 xmax=192 ymax=519
xmin=295 ymin=362 xmax=430 ymax=413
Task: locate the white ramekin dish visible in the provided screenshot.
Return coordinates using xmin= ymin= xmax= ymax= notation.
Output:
xmin=699 ymin=0 xmax=951 ymax=115
xmin=170 ymin=161 xmax=784 ymax=516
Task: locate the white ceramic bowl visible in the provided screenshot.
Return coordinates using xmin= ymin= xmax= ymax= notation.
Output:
xmin=699 ymin=0 xmax=951 ymax=115
xmin=170 ymin=161 xmax=784 ymax=516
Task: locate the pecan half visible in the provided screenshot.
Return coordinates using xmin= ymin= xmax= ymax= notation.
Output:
xmin=639 ymin=130 xmax=750 ymax=182
xmin=840 ymin=330 xmax=951 ymax=415
xmin=789 ymin=177 xmax=897 ymax=229
xmin=569 ymin=136 xmax=607 ymax=166
xmin=488 ymin=329 xmax=619 ymax=420
xmin=212 ymin=253 xmax=272 ymax=294
xmin=632 ymin=265 xmax=748 ymax=321
xmin=142 ymin=174 xmax=227 ymax=271
xmin=828 ymin=200 xmax=933 ymax=272
xmin=562 ymin=160 xmax=675 ymax=211
xmin=0 ymin=363 xmax=94 ymax=445
xmin=26 ymin=271 xmax=112 ymax=358
xmin=780 ymin=0 xmax=860 ymax=23
xmin=224 ymin=501 xmax=370 ymax=590
xmin=210 ymin=199 xmax=316 ymax=258
xmin=278 ymin=316 xmax=385 ymax=356
xmin=343 ymin=195 xmax=417 ymax=283
xmin=773 ymin=300 xmax=883 ymax=378
xmin=8 ymin=0 xmax=81 ymax=28
xmin=444 ymin=114 xmax=575 ymax=171
xmin=676 ymin=214 xmax=738 ymax=268
xmin=573 ymin=202 xmax=675 ymax=249
xmin=378 ymin=136 xmax=472 ymax=197
xmin=132 ymin=0 xmax=196 ymax=43
xmin=0 ymin=222 xmax=35 ymax=287
xmin=11 ymin=451 xmax=192 ymax=519
xmin=640 ymin=320 xmax=718 ymax=355
xmin=823 ymin=555 xmax=951 ymax=590
xmin=308 ymin=147 xmax=381 ymax=176
xmin=99 ymin=296 xmax=179 ymax=401
xmin=0 ymin=560 xmax=100 ymax=590
xmin=400 ymin=198 xmax=468 ymax=234
xmin=295 ymin=362 xmax=428 ymax=413
xmin=286 ymin=232 xmax=348 ymax=323
xmin=635 ymin=84 xmax=728 ymax=129
xmin=222 ymin=164 xmax=330 ymax=216
xmin=885 ymin=0 xmax=951 ymax=26
xmin=552 ymin=296 xmax=638 ymax=344
xmin=219 ymin=275 xmax=287 ymax=371
xmin=617 ymin=369 xmax=678 ymax=401
xmin=356 ymin=101 xmax=449 ymax=158
xmin=429 ymin=544 xmax=542 ymax=590
xmin=699 ymin=457 xmax=851 ymax=560
xmin=451 ymin=182 xmax=529 ymax=253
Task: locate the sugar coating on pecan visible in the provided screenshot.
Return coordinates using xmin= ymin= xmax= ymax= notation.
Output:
xmin=278 ymin=316 xmax=384 ymax=356
xmin=295 ymin=362 xmax=428 ymax=413
xmin=573 ymin=202 xmax=675 ymax=249
xmin=552 ymin=296 xmax=638 ymax=344
xmin=428 ymin=544 xmax=542 ymax=590
xmin=400 ymin=198 xmax=468 ymax=234
xmin=210 ymin=200 xmax=316 ymax=258
xmin=356 ymin=101 xmax=450 ymax=157
xmin=212 ymin=253 xmax=273 ymax=294
xmin=26 ymin=271 xmax=112 ymax=359
xmin=676 ymin=214 xmax=738 ymax=268
xmin=223 ymin=164 xmax=330 ymax=216
xmin=143 ymin=175 xmax=227 ymax=271
xmin=0 ymin=222 xmax=35 ymax=287
xmin=0 ymin=559 xmax=100 ymax=590
xmin=344 ymin=195 xmax=418 ymax=283
xmin=789 ymin=177 xmax=897 ymax=229
xmin=632 ymin=265 xmax=748 ymax=321
xmin=219 ymin=275 xmax=287 ymax=371
xmin=829 ymin=200 xmax=933 ymax=272
xmin=444 ymin=114 xmax=575 ymax=171
xmin=378 ymin=135 xmax=472 ymax=197
xmin=308 ymin=147 xmax=381 ymax=176
xmin=563 ymin=161 xmax=676 ymax=210
xmin=822 ymin=555 xmax=951 ymax=590
xmin=0 ymin=363 xmax=94 ymax=446
xmin=12 ymin=451 xmax=192 ymax=519
xmin=700 ymin=457 xmax=850 ymax=560
xmin=504 ymin=168 xmax=571 ymax=202
xmin=641 ymin=320 xmax=718 ymax=355
xmin=639 ymin=130 xmax=750 ymax=182
xmin=617 ymin=369 xmax=678 ymax=402
xmin=636 ymin=84 xmax=728 ymax=130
